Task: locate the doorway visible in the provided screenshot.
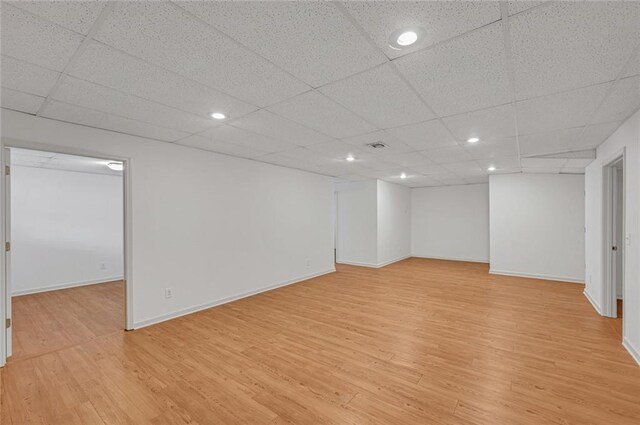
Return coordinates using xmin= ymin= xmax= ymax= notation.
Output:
xmin=2 ymin=146 xmax=129 ymax=364
xmin=603 ymin=154 xmax=625 ymax=332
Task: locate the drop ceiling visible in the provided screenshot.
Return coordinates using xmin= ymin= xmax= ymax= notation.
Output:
xmin=1 ymin=1 xmax=639 ymax=187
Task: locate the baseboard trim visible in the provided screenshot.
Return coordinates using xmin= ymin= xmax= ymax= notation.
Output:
xmin=133 ymin=268 xmax=336 ymax=329
xmin=583 ymin=289 xmax=603 ymax=315
xmin=411 ymin=254 xmax=489 ymax=264
xmin=337 ymin=255 xmax=410 ymax=269
xmin=623 ymin=338 xmax=640 ymax=367
xmin=489 ymin=269 xmax=584 ymax=284
xmin=12 ymin=276 xmax=124 ymax=296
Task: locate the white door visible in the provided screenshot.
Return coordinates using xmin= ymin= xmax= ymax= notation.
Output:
xmin=4 ymin=148 xmax=11 ymax=357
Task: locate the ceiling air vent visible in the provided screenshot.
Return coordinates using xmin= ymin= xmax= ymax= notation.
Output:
xmin=366 ymin=142 xmax=387 ymax=149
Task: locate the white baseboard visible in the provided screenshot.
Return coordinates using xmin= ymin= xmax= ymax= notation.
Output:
xmin=583 ymin=289 xmax=603 ymax=315
xmin=489 ymin=269 xmax=584 ymax=284
xmin=623 ymin=337 xmax=640 ymax=367
xmin=12 ymin=276 xmax=124 ymax=296
xmin=133 ymin=268 xmax=336 ymax=329
xmin=411 ymin=254 xmax=489 ymax=264
xmin=337 ymin=255 xmax=410 ymax=269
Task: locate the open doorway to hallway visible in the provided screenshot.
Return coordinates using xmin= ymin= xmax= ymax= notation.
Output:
xmin=4 ymin=148 xmax=125 ymax=362
xmin=604 ymin=156 xmax=624 ymax=339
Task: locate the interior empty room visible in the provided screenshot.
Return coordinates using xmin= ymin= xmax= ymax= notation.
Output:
xmin=0 ymin=1 xmax=639 ymax=424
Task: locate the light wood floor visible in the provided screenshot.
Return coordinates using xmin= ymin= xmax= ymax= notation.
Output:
xmin=2 ymin=259 xmax=639 ymax=424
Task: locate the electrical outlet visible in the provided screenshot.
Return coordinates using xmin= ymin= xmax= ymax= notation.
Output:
xmin=165 ymin=288 xmax=173 ymax=299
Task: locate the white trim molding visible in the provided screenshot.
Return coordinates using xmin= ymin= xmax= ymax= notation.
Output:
xmin=337 ymin=255 xmax=410 ymax=269
xmin=623 ymin=337 xmax=640 ymax=367
xmin=12 ymin=277 xmax=124 ymax=297
xmin=412 ymin=254 xmax=489 ymax=264
xmin=489 ymin=269 xmax=584 ymax=284
xmin=583 ymin=289 xmax=603 ymax=315
xmin=133 ymin=268 xmax=336 ymax=329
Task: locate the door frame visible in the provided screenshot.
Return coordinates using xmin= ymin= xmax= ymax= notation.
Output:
xmin=602 ymin=148 xmax=625 ymax=320
xmin=0 ymin=138 xmax=134 ymax=367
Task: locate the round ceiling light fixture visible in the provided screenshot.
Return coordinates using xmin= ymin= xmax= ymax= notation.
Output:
xmin=487 ymin=166 xmax=496 ymax=172
xmin=210 ymin=112 xmax=226 ymax=120
xmin=389 ymin=27 xmax=424 ymax=50
xmin=346 ymin=154 xmax=355 ymax=162
xmin=400 ymin=172 xmax=408 ymax=179
xmin=107 ymin=162 xmax=124 ymax=171
xmin=467 ymin=137 xmax=480 ymax=143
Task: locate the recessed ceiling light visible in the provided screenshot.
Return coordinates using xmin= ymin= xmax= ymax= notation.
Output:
xmin=346 ymin=154 xmax=355 ymax=162
xmin=400 ymin=172 xmax=407 ymax=179
xmin=389 ymin=27 xmax=424 ymax=50
xmin=467 ymin=137 xmax=480 ymax=143
xmin=107 ymin=162 xmax=123 ymax=171
xmin=397 ymin=31 xmax=418 ymax=46
xmin=210 ymin=112 xmax=226 ymax=120
xmin=488 ymin=166 xmax=496 ymax=172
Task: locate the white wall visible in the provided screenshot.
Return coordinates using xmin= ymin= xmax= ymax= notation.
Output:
xmin=377 ymin=180 xmax=411 ymax=266
xmin=411 ymin=184 xmax=489 ymax=262
xmin=585 ymin=109 xmax=640 ymax=364
xmin=1 ymin=110 xmax=335 ymax=328
xmin=490 ymin=173 xmax=585 ymax=283
xmin=335 ymin=180 xmax=378 ymax=266
xmin=11 ymin=166 xmax=123 ymax=295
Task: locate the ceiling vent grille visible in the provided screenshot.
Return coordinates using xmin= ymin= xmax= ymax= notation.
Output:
xmin=366 ymin=142 xmax=387 ymax=149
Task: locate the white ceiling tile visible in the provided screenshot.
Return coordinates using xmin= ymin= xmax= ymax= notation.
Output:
xmin=357 ymin=158 xmax=402 ymax=172
xmin=508 ymin=1 xmax=548 ymax=16
xmin=386 ymin=119 xmax=457 ymax=151
xmin=1 ymin=88 xmax=44 ymax=114
xmin=464 ymin=175 xmax=490 ymax=184
xmin=229 ymin=109 xmax=331 ymax=147
xmin=10 ymin=0 xmax=106 ymax=35
xmin=199 ymin=125 xmax=298 ymax=154
xmin=522 ymin=167 xmax=561 ymax=174
xmin=561 ymin=168 xmax=586 ymax=175
xmin=623 ymin=50 xmax=640 ymax=78
xmin=305 ymin=140 xmax=364 ymax=159
xmin=443 ymin=103 xmax=517 ymax=142
xmin=1 ymin=55 xmax=60 ymax=97
xmin=510 ymin=1 xmax=640 ymax=100
xmin=421 ymin=146 xmax=473 ymax=164
xmin=409 ymin=163 xmax=449 ymax=175
xmin=436 ymin=175 xmax=468 ymax=186
xmin=442 ymin=161 xmax=484 ymax=175
xmin=407 ymin=175 xmax=445 ymax=187
xmin=267 ymin=90 xmax=376 ymax=139
xmin=94 ymin=1 xmax=309 ymax=107
xmin=394 ymin=23 xmax=511 ymax=116
xmin=518 ymin=127 xmax=582 ymax=156
xmin=592 ymin=76 xmax=640 ymax=124
xmin=335 ymin=174 xmax=371 ymax=183
xmin=176 ymin=134 xmax=267 ymax=159
xmin=68 ymin=42 xmax=257 ymax=120
xmin=54 ymin=76 xmax=216 ymax=134
xmin=516 ymin=82 xmax=611 ymax=135
xmin=1 ymin=4 xmax=84 ymax=72
xmin=319 ymin=64 xmax=434 ymax=128
xmin=521 ymin=157 xmax=567 ymax=168
xmin=343 ymin=1 xmax=501 ymax=59
xmin=178 ymin=1 xmax=385 ymax=87
xmin=257 ymin=153 xmax=338 ymax=176
xmin=465 ymin=137 xmax=519 ymax=160
xmin=571 ymin=121 xmax=622 ymax=150
xmin=564 ymin=158 xmax=595 ymax=168
xmin=40 ymin=100 xmax=190 ymax=142
xmin=382 ymin=152 xmax=433 ymax=168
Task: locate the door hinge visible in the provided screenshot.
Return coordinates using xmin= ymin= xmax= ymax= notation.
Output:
xmin=4 ymin=241 xmax=9 ymax=252
xmin=4 ymin=165 xmax=9 ymax=176
xmin=5 ymin=318 xmax=10 ymax=328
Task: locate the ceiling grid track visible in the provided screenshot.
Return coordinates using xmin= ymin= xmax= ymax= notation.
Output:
xmin=35 ymin=2 xmax=116 ymax=116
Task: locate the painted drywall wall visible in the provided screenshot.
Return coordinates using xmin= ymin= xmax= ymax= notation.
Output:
xmin=490 ymin=173 xmax=585 ymax=283
xmin=335 ymin=180 xmax=378 ymax=266
xmin=1 ymin=110 xmax=335 ymax=327
xmin=377 ymin=180 xmax=411 ymax=266
xmin=11 ymin=166 xmax=123 ymax=295
xmin=411 ymin=184 xmax=489 ymax=262
xmin=585 ymin=109 xmax=640 ymax=364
